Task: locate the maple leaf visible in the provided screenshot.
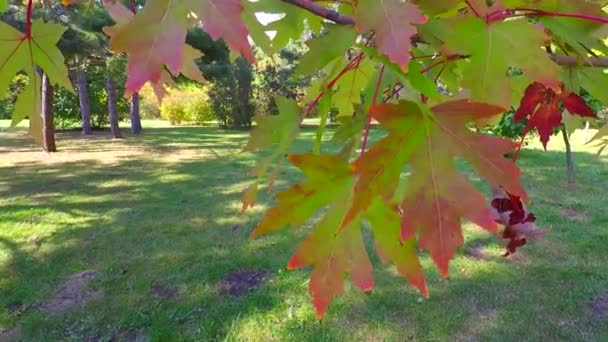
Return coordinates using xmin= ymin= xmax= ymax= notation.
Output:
xmin=348 ymin=100 xmax=527 ymax=275
xmin=288 ymin=201 xmax=373 ymax=317
xmin=589 ymin=123 xmax=608 ymax=155
xmin=354 ymin=0 xmax=426 ymax=69
xmin=514 ymin=82 xmax=596 ymax=148
xmin=191 ymin=0 xmax=255 ymax=63
xmin=104 ymin=0 xmax=204 ymax=98
xmin=412 ymin=0 xmax=462 ymax=16
xmin=250 ymin=0 xmax=324 ymax=54
xmin=365 ymin=198 xmax=428 ymax=298
xmin=242 ymin=97 xmax=300 ymax=210
xmin=490 ymin=188 xmax=543 ymax=256
xmin=294 ymin=25 xmax=357 ymax=77
xmin=0 ymin=20 xmax=73 ymax=144
xmin=251 ymin=153 xmax=354 ymax=237
xmin=444 ymin=17 xmax=560 ymax=107
xmin=253 ymin=154 xmax=427 ymax=317
xmin=332 ymin=57 xmax=375 ymax=117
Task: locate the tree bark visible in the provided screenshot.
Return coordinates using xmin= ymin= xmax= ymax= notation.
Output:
xmin=106 ymin=72 xmax=122 ymax=139
xmin=75 ymin=56 xmax=92 ymax=135
xmin=561 ymin=126 xmax=575 ymax=184
xmin=130 ymin=92 xmax=142 ymax=134
xmin=41 ymin=73 xmax=57 ymax=152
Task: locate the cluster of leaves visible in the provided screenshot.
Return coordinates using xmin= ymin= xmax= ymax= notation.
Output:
xmin=2 ymin=0 xmax=608 ymax=317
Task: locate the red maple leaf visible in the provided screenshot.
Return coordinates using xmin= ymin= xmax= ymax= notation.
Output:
xmin=514 ymin=82 xmax=596 ymax=148
xmin=490 ymin=188 xmax=543 ymax=256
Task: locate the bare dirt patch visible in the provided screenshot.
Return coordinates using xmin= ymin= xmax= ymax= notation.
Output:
xmin=38 ymin=270 xmax=100 ymax=313
xmin=457 ymin=308 xmax=498 ymax=342
xmin=150 ymin=283 xmax=179 ymax=301
xmin=559 ymin=207 xmax=590 ymax=222
xmin=505 ymin=252 xmax=530 ymax=265
xmin=589 ymin=295 xmax=608 ymax=320
xmin=218 ymin=268 xmax=269 ymax=297
xmin=109 ymin=329 xmax=147 ymax=342
xmin=464 ymin=244 xmax=490 ymax=261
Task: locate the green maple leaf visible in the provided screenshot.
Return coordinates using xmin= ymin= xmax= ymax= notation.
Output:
xmin=541 ymin=17 xmax=608 ymax=57
xmin=294 ymin=25 xmax=357 ymax=77
xmin=365 ymin=198 xmax=428 ymax=298
xmin=332 ymin=57 xmax=375 ymax=117
xmin=412 ymin=0 xmax=462 ymax=16
xmin=0 ymin=20 xmax=72 ymax=144
xmin=242 ymin=0 xmax=273 ymax=55
xmin=251 ymin=153 xmax=354 ymax=237
xmin=563 ymin=67 xmax=608 ymax=105
xmin=561 ymin=67 xmax=607 ymax=137
xmin=249 ymin=0 xmax=323 ymax=54
xmin=242 ymin=97 xmax=300 ymax=211
xmin=445 ymin=17 xmax=560 ymax=107
xmin=590 ymin=123 xmax=608 ymax=155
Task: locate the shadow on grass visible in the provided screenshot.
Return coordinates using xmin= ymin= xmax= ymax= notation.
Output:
xmin=0 ymin=127 xmax=606 ymax=340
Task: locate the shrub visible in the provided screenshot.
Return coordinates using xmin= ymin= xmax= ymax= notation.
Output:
xmin=138 ymin=84 xmax=161 ymax=119
xmin=160 ymin=85 xmax=213 ymax=125
xmin=210 ymin=58 xmax=255 ymax=128
xmin=53 ymin=67 xmax=129 ymax=129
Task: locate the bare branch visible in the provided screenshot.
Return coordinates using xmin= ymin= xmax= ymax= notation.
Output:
xmin=280 ymin=0 xmax=354 ymax=25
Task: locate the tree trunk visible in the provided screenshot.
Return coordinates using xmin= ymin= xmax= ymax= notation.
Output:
xmin=106 ymin=73 xmax=122 ymax=139
xmin=561 ymin=126 xmax=575 ymax=184
xmin=75 ymin=56 xmax=92 ymax=135
xmin=130 ymin=92 xmax=142 ymax=134
xmin=41 ymin=73 xmax=57 ymax=152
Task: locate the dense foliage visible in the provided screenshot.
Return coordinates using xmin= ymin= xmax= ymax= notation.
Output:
xmin=160 ymin=85 xmax=214 ymax=125
xmin=54 ymin=66 xmax=129 ymax=128
xmin=2 ymin=0 xmax=608 ymax=316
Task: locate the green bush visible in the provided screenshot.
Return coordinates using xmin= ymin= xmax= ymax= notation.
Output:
xmin=138 ymin=84 xmax=161 ymax=119
xmin=160 ymin=85 xmax=213 ymax=125
xmin=0 ymin=75 xmax=27 ymax=120
xmin=211 ymin=58 xmax=255 ymax=128
xmin=53 ymin=67 xmax=129 ymax=129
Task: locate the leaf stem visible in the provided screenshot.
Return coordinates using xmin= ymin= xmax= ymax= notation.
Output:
xmin=512 ymin=127 xmax=530 ymax=163
xmin=465 ymin=0 xmax=482 ymax=18
xmin=516 ymin=8 xmax=608 ymax=25
xmin=129 ymin=0 xmax=137 ymax=14
xmin=25 ymin=0 xmax=33 ymax=37
xmin=420 ymin=60 xmax=445 ymax=74
xmin=361 ymin=64 xmax=385 ymax=154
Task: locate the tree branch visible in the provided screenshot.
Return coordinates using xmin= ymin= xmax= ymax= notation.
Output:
xmin=281 ymin=0 xmax=608 ymax=68
xmin=280 ymin=0 xmax=355 ymax=25
xmin=550 ymin=55 xmax=608 ymax=68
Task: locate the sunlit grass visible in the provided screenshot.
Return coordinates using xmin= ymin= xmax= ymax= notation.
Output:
xmin=0 ymin=122 xmax=606 ymax=340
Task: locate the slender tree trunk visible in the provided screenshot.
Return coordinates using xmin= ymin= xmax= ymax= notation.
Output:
xmin=41 ymin=73 xmax=57 ymax=152
xmin=561 ymin=126 xmax=575 ymax=184
xmin=130 ymin=92 xmax=142 ymax=134
xmin=75 ymin=56 xmax=92 ymax=135
xmin=106 ymin=72 xmax=122 ymax=139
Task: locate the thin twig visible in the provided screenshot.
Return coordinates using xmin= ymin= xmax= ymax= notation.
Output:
xmin=361 ymin=65 xmax=385 ymax=154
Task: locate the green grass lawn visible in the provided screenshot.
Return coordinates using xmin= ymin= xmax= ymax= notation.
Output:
xmin=0 ymin=121 xmax=607 ymax=341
